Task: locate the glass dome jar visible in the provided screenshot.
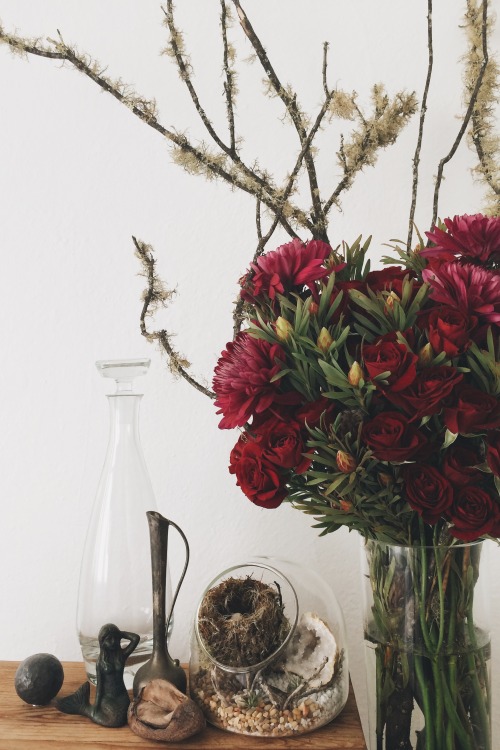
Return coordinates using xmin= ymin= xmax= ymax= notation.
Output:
xmin=189 ymin=558 xmax=348 ymax=738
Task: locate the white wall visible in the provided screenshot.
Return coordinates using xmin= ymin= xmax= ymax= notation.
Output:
xmin=1 ymin=0 xmax=499 ymax=742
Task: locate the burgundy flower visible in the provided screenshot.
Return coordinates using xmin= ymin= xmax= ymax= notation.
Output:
xmin=330 ymin=280 xmax=366 ymax=323
xmin=443 ymin=385 xmax=500 ymax=434
xmin=361 ymin=412 xmax=428 ymax=462
xmin=442 ymin=443 xmax=483 ymax=486
xmin=256 ymin=416 xmax=310 ymax=473
xmin=419 ymin=306 xmax=477 ymax=357
xmin=366 ymin=266 xmax=416 ymax=297
xmin=423 ymin=214 xmax=500 ymax=264
xmin=231 ymin=439 xmax=287 ymax=509
xmin=422 ymin=262 xmax=500 ymax=328
xmin=486 ymin=432 xmax=500 ymax=476
xmin=403 ymin=464 xmax=453 ymax=524
xmin=296 ymin=396 xmax=337 ymax=430
xmin=240 ymin=238 xmax=341 ymax=303
xmin=385 ymin=366 xmax=463 ymax=420
xmin=213 ymin=333 xmax=288 ymax=429
xmin=363 ymin=340 xmax=418 ymax=392
xmin=449 ymin=486 xmax=497 ymax=541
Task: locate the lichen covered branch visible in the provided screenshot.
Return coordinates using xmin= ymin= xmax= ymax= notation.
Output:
xmin=432 ymin=0 xmax=490 ymax=227
xmin=464 ymin=0 xmax=500 ymax=214
xmin=325 ymin=85 xmax=418 ymax=215
xmin=231 ymin=0 xmax=327 ymax=240
xmin=134 ymin=236 xmax=215 ymax=398
xmin=407 ymin=0 xmax=434 ymax=250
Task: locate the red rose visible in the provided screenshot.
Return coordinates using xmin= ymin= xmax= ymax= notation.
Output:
xmin=361 ymin=412 xmax=428 ymax=462
xmin=363 ymin=340 xmax=418 ymax=392
xmin=486 ymin=432 xmax=500 ymax=476
xmin=443 ymin=385 xmax=500 ymax=434
xmin=420 ymin=306 xmax=476 ymax=357
xmin=449 ymin=486 xmax=497 ymax=541
xmin=257 ymin=416 xmax=310 ymax=473
xmin=296 ymin=397 xmax=336 ymax=430
xmin=232 ymin=440 xmax=287 ymax=508
xmin=442 ymin=443 xmax=482 ymax=486
xmin=403 ymin=464 xmax=453 ymax=524
xmin=366 ymin=267 xmax=415 ymax=297
xmin=385 ymin=366 xmax=463 ymax=420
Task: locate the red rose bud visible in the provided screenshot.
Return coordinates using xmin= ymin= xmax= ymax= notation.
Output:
xmin=340 ymin=499 xmax=353 ymax=512
xmin=275 ymin=316 xmax=293 ymax=342
xmin=348 ymin=361 xmax=364 ymax=387
xmin=418 ymin=343 xmax=433 ymax=366
xmin=317 ymin=327 xmax=334 ymax=353
xmin=309 ymin=301 xmax=319 ymax=316
xmin=336 ymin=450 xmax=357 ymax=473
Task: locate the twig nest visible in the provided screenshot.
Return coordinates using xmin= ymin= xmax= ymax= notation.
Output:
xmin=197 ymin=576 xmax=290 ymax=667
xmin=281 ymin=612 xmax=337 ymax=689
xmin=128 ymin=679 xmax=205 ymax=742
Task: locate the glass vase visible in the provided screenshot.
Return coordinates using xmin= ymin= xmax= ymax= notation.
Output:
xmin=361 ymin=537 xmax=491 ymax=750
xmin=189 ymin=559 xmax=348 ymax=737
xmin=77 ymin=358 xmax=172 ymax=688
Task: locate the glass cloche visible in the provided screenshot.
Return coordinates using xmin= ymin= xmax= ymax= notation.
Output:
xmin=189 ymin=557 xmax=348 ymax=737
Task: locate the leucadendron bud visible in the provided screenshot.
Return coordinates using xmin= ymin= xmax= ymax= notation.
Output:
xmin=378 ymin=472 xmax=392 ymax=488
xmin=275 ymin=316 xmax=293 ymax=342
xmin=384 ymin=291 xmax=400 ymax=315
xmin=336 ymin=450 xmax=357 ymax=473
xmin=348 ymin=361 xmax=365 ymax=387
xmin=418 ymin=343 xmax=433 ymax=366
xmin=317 ymin=327 xmax=334 ymax=353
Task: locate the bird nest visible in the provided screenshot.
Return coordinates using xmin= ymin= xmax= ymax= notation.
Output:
xmin=197 ymin=576 xmax=290 ymax=668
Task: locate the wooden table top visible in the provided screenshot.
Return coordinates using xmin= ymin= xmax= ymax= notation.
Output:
xmin=0 ymin=661 xmax=366 ymax=749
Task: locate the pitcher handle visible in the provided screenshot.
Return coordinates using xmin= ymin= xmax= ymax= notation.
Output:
xmin=164 ymin=518 xmax=190 ymax=646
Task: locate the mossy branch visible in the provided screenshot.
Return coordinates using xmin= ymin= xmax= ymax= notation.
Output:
xmin=432 ymin=0 xmax=490 ymax=227
xmin=407 ymin=0 xmax=434 ymax=250
xmin=134 ymin=236 xmax=215 ymax=398
xmin=464 ymin=0 xmax=500 ymax=215
xmin=231 ymin=0 xmax=327 ymax=240
xmin=324 ymin=85 xmax=418 ymax=215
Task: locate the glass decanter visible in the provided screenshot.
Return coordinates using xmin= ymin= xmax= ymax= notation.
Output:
xmin=77 ymin=358 xmax=172 ymax=688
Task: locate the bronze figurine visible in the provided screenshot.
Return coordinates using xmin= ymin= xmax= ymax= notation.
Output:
xmin=57 ymin=624 xmax=139 ymax=727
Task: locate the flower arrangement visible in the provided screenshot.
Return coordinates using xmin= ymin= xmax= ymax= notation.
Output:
xmin=213 ymin=213 xmax=500 ymax=547
xmin=213 ymin=213 xmax=500 ymax=750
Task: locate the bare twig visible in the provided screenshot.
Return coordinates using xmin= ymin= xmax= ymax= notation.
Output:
xmin=432 ymin=0 xmax=489 ymax=228
xmin=134 ymin=236 xmax=215 ymax=398
xmin=322 ymin=42 xmax=330 ymax=98
xmin=220 ymin=0 xmax=237 ymax=154
xmin=407 ymin=0 xmax=433 ymax=250
xmin=231 ymin=0 xmax=328 ymax=240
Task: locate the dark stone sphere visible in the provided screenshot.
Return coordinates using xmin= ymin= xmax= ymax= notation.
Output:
xmin=15 ymin=653 xmax=64 ymax=705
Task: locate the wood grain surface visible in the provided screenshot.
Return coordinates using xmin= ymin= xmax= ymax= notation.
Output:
xmin=0 ymin=661 xmax=367 ymax=749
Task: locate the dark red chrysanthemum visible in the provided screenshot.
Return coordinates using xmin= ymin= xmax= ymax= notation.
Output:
xmin=422 ymin=214 xmax=500 ymax=264
xmin=422 ymin=262 xmax=500 ymax=327
xmin=240 ymin=238 xmax=343 ymax=303
xmin=213 ymin=333 xmax=288 ymax=429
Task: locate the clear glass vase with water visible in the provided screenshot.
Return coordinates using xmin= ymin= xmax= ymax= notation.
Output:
xmin=77 ymin=358 xmax=172 ymax=688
